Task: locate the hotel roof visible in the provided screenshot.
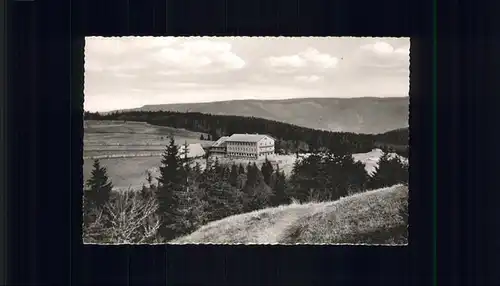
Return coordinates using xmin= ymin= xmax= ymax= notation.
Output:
xmin=227 ymin=134 xmax=275 ymax=143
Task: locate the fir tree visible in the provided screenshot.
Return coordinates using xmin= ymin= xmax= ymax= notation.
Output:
xmin=368 ymin=153 xmax=408 ymax=189
xmin=174 ymin=175 xmax=208 ymax=234
xmin=246 ymin=162 xmax=252 ymax=176
xmin=261 ymin=158 xmax=274 ymax=186
xmin=203 ymin=174 xmax=244 ymax=222
xmin=242 ymin=163 xmax=273 ymax=212
xmin=271 ymin=166 xmax=289 ymax=206
xmin=238 ymin=163 xmax=245 ymax=174
xmin=140 ymin=170 xmax=156 ymax=200
xmin=181 ymin=141 xmax=190 ymax=162
xmin=146 ymin=170 xmax=156 ymax=190
xmin=229 ymin=163 xmax=238 ymax=187
xmin=83 ymin=159 xmax=113 ymax=235
xmin=85 ymin=159 xmax=113 ymax=210
xmin=156 ymin=137 xmax=185 ymax=241
xmin=289 ymin=152 xmax=368 ymax=202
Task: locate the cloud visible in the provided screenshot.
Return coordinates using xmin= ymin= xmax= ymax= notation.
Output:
xmin=266 ymin=48 xmax=339 ymax=71
xmin=154 ymin=40 xmax=245 ymax=73
xmin=85 ymin=37 xmax=245 ymax=75
xmin=85 ymin=37 xmax=178 ymax=56
xmin=354 ymin=40 xmax=409 ymax=74
xmin=360 ymin=41 xmax=409 ymax=57
xmin=295 ymin=75 xmax=323 ymax=83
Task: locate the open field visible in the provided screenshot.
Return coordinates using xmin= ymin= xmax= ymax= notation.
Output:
xmin=83 ymin=156 xmax=164 ymax=190
xmin=83 ymin=120 xmax=213 ymax=190
xmin=85 ymin=120 xmax=209 ymax=137
xmin=173 ymin=184 xmax=408 ymax=244
xmin=84 ymin=120 xmax=212 ymax=147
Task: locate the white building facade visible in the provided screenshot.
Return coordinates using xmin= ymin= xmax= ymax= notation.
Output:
xmin=209 ymin=134 xmax=275 ymax=160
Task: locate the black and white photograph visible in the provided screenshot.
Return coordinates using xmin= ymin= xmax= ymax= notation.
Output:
xmin=82 ymin=36 xmax=409 ymax=245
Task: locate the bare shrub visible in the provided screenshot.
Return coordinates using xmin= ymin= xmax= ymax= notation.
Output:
xmin=104 ymin=190 xmax=161 ymax=244
xmin=82 ymin=207 xmax=108 ymax=243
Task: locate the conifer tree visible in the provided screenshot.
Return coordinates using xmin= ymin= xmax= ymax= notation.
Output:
xmin=156 ymin=136 xmax=184 ymax=240
xmin=181 ymin=141 xmax=190 ymax=162
xmin=85 ymin=159 xmax=113 ymax=210
xmin=229 ymin=163 xmax=238 ymax=187
xmin=242 ymin=163 xmax=273 ymax=211
xmin=140 ymin=170 xmax=156 ymax=200
xmin=83 ymin=159 xmax=113 ymax=236
xmin=271 ymin=166 xmax=289 ymax=206
xmin=261 ymin=158 xmax=274 ymax=186
xmin=174 ymin=175 xmax=208 ymax=234
xmin=246 ymin=162 xmax=252 ymax=176
xmin=368 ymin=153 xmax=408 ymax=189
xmin=238 ymin=163 xmax=245 ymax=174
xmin=203 ymin=174 xmax=243 ymax=222
xmin=289 ymin=152 xmax=368 ymax=202
xmin=191 ymin=162 xmax=203 ymax=182
xmin=146 ymin=170 xmax=156 ymax=190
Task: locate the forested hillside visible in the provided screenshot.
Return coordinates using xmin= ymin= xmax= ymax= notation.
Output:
xmin=84 ymin=111 xmax=408 ymax=155
xmin=113 ymin=97 xmax=408 ymax=134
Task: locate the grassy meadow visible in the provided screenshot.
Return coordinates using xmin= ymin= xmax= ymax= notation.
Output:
xmin=173 ymin=184 xmax=408 ymax=244
xmin=83 ymin=120 xmax=212 ymax=190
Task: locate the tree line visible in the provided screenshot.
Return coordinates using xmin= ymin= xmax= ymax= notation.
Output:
xmin=83 ymin=137 xmax=409 ymax=244
xmin=84 ymin=111 xmax=408 ymax=156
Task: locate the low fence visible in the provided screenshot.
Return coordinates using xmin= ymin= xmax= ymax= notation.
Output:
xmin=83 ymin=153 xmax=207 ymax=160
xmin=83 ymin=152 xmax=164 ymax=160
xmin=84 ymin=143 xmax=167 ymax=146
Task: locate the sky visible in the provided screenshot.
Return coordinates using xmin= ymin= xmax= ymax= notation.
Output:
xmin=84 ymin=37 xmax=410 ymax=112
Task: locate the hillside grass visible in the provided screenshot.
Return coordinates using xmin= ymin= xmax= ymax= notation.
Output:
xmin=84 ymin=120 xmax=209 ymax=137
xmin=172 ymin=184 xmax=408 ymax=245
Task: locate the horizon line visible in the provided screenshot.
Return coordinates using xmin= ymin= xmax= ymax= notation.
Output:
xmin=85 ymin=96 xmax=409 ymax=113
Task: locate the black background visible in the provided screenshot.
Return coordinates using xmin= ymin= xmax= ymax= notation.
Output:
xmin=3 ymin=0 xmax=498 ymax=285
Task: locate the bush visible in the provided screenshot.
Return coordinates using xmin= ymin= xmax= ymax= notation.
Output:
xmin=368 ymin=153 xmax=408 ymax=190
xmin=83 ymin=190 xmax=162 ymax=244
xmin=289 ymin=152 xmax=369 ymax=203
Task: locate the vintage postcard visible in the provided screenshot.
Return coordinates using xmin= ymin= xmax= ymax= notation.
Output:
xmin=83 ymin=36 xmax=409 ymax=245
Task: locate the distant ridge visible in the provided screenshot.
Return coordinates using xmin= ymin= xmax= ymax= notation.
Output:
xmin=110 ymin=97 xmax=408 ymax=134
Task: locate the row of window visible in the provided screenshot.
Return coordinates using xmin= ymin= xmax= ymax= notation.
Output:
xmin=229 ymin=142 xmax=256 ymax=146
xmin=230 ymin=147 xmax=256 ymax=152
xmin=228 ymin=145 xmax=273 ymax=149
xmin=229 ymin=152 xmax=258 ymax=158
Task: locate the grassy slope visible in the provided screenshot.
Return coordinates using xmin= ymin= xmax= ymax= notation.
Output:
xmin=84 ymin=120 xmax=209 ymax=138
xmin=83 ymin=120 xmax=212 ymax=190
xmin=173 ymin=184 xmax=408 ymax=244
